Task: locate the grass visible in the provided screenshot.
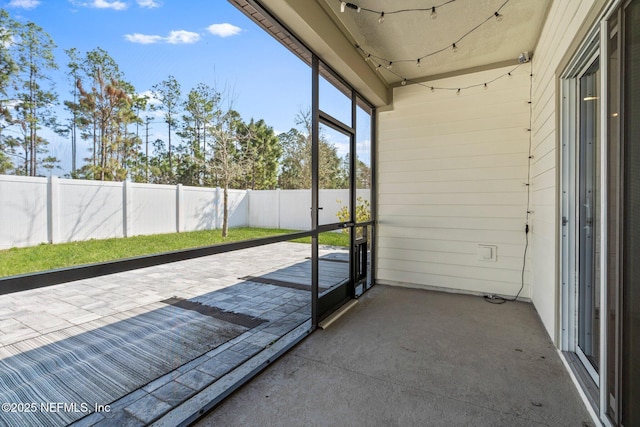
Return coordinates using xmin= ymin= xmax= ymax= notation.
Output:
xmin=0 ymin=227 xmax=350 ymax=278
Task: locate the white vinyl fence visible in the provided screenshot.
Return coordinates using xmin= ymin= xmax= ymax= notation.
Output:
xmin=0 ymin=175 xmax=370 ymax=249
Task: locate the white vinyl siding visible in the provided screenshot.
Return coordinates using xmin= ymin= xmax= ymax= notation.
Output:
xmin=377 ymin=65 xmax=531 ymax=298
xmin=530 ymin=0 xmax=597 ymax=343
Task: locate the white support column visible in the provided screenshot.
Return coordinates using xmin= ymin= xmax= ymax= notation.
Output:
xmin=47 ymin=176 xmax=60 ymax=244
xmin=123 ymin=180 xmax=131 ymax=237
xmin=176 ymin=183 xmax=184 ymax=233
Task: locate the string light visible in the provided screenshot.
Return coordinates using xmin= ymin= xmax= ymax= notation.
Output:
xmin=351 ymin=0 xmax=519 ymax=96
xmin=387 ymin=60 xmax=524 ymax=95
xmin=356 ymin=0 xmax=511 ymax=68
xmin=337 ymin=0 xmax=457 ymax=19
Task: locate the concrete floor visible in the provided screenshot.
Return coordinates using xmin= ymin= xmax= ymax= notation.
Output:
xmin=196 ymin=285 xmax=593 ymax=427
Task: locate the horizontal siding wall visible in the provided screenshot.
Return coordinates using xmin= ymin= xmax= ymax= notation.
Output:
xmin=377 ymin=65 xmax=532 ymax=298
xmin=530 ymin=0 xmax=597 ymax=343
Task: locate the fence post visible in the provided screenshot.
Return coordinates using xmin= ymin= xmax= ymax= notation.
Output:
xmin=123 ymin=180 xmax=131 ymax=237
xmin=176 ymin=184 xmax=184 ymax=233
xmin=277 ymin=188 xmax=281 ymax=229
xmin=246 ymin=189 xmax=251 ymax=228
xmin=215 ymin=187 xmax=221 ymax=230
xmin=47 ymin=176 xmax=60 ymax=244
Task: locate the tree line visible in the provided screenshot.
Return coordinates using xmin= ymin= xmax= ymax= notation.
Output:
xmin=0 ymin=10 xmax=371 ymax=233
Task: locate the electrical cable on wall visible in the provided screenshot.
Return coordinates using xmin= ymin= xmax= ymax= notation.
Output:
xmin=484 ymin=60 xmax=533 ymax=304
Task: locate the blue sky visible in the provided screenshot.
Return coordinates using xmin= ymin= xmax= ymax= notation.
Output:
xmin=3 ymin=0 xmax=317 ymax=174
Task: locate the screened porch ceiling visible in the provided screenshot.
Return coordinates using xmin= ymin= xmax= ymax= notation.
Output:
xmin=235 ymin=0 xmax=551 ymax=105
xmin=317 ymin=0 xmax=551 ymax=85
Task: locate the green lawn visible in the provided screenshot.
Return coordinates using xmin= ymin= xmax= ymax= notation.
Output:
xmin=0 ymin=227 xmax=350 ymax=277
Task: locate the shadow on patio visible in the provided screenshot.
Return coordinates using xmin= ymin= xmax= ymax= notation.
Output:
xmin=0 ymin=242 xmax=350 ymax=426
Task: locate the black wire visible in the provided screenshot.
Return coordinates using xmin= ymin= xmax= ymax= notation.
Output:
xmin=484 ymin=61 xmax=533 ymax=305
xmin=341 ymin=0 xmax=457 ymax=15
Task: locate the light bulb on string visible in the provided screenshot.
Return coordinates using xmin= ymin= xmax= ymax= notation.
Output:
xmin=365 ymin=53 xmax=371 ymax=62
xmin=416 ymin=58 xmax=421 ymax=67
xmin=387 ymin=61 xmax=393 ymax=70
xmin=494 ymin=11 xmax=504 ymax=22
xmin=431 ymin=87 xmax=435 ymax=92
xmin=484 ymin=83 xmax=488 ymax=90
xmin=341 ymin=1 xmax=346 ymax=12
xmin=378 ymin=12 xmax=385 ymax=23
xmin=452 ymin=43 xmax=458 ymax=53
xmin=456 ymin=88 xmax=461 ymax=96
xmin=376 ymin=64 xmax=382 ymax=72
xmin=401 ymin=79 xmax=407 ymax=86
xmin=431 ymin=6 xmax=437 ymax=19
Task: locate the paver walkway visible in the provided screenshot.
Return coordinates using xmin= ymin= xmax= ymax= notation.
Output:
xmin=0 ymin=242 xmax=348 ymax=426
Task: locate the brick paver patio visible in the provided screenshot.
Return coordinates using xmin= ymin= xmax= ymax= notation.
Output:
xmin=0 ymin=242 xmax=348 ymax=426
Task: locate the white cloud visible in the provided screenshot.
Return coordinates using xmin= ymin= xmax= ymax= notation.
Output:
xmin=166 ymin=30 xmax=200 ymax=44
xmin=206 ymin=23 xmax=242 ymax=38
xmin=124 ymin=33 xmax=163 ymax=44
xmin=124 ymin=30 xmax=200 ymax=45
xmin=89 ymin=0 xmax=128 ymax=10
xmin=7 ymin=0 xmax=40 ymax=9
xmin=136 ymin=0 xmax=159 ymax=7
xmin=137 ymin=90 xmax=161 ymax=106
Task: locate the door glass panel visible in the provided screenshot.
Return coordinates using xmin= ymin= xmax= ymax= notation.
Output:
xmin=356 ymin=102 xmax=372 ymax=221
xmin=578 ymin=59 xmax=601 ymax=374
xmin=606 ymin=13 xmax=621 ymax=421
xmin=622 ymin=1 xmax=640 ymax=424
xmin=356 ymin=101 xmax=373 ymax=291
xmin=318 ymin=123 xmax=350 ymax=226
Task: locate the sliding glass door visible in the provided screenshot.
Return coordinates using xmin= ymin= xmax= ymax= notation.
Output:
xmin=562 ymin=1 xmax=639 ymax=425
xmin=577 ymin=59 xmax=601 ymax=378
